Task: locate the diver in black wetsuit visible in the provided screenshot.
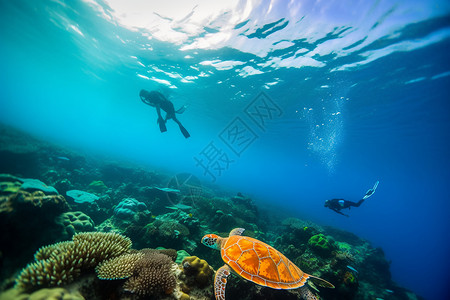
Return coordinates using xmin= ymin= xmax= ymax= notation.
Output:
xmin=325 ymin=181 xmax=379 ymax=217
xmin=139 ymin=89 xmax=190 ymax=138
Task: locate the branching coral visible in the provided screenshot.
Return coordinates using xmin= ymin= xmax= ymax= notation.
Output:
xmin=34 ymin=241 xmax=73 ymax=261
xmin=96 ymin=249 xmax=176 ymax=296
xmin=15 ymin=232 xmax=131 ymax=291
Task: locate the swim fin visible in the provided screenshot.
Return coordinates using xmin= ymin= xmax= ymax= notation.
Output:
xmin=158 ymin=117 xmax=167 ymax=132
xmin=179 ymin=124 xmax=190 ymax=138
xmin=363 ymin=180 xmax=379 ymax=200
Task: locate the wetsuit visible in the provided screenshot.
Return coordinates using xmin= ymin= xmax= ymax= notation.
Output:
xmin=324 ymin=181 xmax=379 ymax=217
xmin=324 ymin=198 xmax=365 ymax=217
xmin=140 ymin=90 xmax=190 ymax=138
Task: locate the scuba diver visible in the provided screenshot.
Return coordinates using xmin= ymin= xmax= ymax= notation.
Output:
xmin=139 ymin=89 xmax=190 ymax=138
xmin=324 ymin=181 xmax=379 ymax=217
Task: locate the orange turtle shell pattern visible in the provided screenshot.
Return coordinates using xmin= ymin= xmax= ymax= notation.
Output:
xmin=221 ymin=235 xmax=309 ymax=289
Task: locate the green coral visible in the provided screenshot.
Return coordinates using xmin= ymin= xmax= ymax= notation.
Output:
xmin=0 ymin=181 xmax=21 ymax=194
xmin=0 ymin=287 xmax=84 ymax=300
xmin=308 ymin=234 xmax=334 ymax=257
xmin=56 ymin=211 xmax=95 ymax=238
xmin=336 ymin=241 xmax=352 ymax=252
xmin=87 ymin=181 xmax=108 ymax=194
xmin=176 ymin=250 xmax=191 ymax=264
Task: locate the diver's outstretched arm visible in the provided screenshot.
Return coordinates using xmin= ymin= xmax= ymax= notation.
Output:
xmin=332 ymin=208 xmax=349 ymax=217
xmin=176 ymin=105 xmax=187 ymax=114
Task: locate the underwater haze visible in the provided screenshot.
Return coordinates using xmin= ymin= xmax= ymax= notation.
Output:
xmin=1 ymin=0 xmax=450 ymax=299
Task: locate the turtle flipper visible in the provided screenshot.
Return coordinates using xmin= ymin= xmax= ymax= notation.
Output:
xmin=215 ymin=265 xmax=231 ymax=300
xmin=307 ymin=274 xmax=335 ymax=289
xmin=229 ymin=228 xmax=245 ymax=237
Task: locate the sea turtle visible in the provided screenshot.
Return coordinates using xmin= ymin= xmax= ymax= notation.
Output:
xmin=201 ymin=228 xmax=334 ymax=300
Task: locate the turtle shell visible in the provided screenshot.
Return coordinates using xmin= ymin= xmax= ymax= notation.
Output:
xmin=221 ymin=235 xmax=309 ymax=289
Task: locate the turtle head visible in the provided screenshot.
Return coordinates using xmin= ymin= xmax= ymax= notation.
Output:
xmin=201 ymin=234 xmax=221 ymax=250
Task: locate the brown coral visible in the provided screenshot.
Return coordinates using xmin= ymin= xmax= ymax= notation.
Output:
xmin=34 ymin=241 xmax=73 ymax=261
xmin=0 ymin=190 xmax=68 ymax=214
xmin=96 ymin=249 xmax=176 ymax=296
xmin=157 ymin=248 xmax=178 ymax=262
xmin=15 ymin=232 xmax=131 ymax=291
xmin=96 ymin=252 xmax=144 ymax=279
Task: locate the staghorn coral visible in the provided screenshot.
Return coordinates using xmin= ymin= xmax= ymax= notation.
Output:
xmin=96 ymin=249 xmax=176 ymax=296
xmin=15 ymin=232 xmax=131 ymax=291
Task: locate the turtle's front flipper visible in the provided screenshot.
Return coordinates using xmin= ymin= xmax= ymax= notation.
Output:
xmin=215 ymin=265 xmax=231 ymax=300
xmin=229 ymin=228 xmax=245 ymax=236
xmin=307 ymin=274 xmax=335 ymax=289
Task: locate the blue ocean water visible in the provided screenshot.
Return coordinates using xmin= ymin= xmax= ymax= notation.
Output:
xmin=0 ymin=0 xmax=449 ymax=298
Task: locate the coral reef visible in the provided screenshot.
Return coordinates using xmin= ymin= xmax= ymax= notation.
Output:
xmin=96 ymin=252 xmax=144 ymax=280
xmin=56 ymin=211 xmax=95 ymax=239
xmin=19 ymin=178 xmax=59 ymax=195
xmin=113 ymin=198 xmax=147 ymax=219
xmin=96 ymin=249 xmax=176 ymax=297
xmin=87 ymin=181 xmax=108 ymax=195
xmin=176 ymin=250 xmax=191 ymax=264
xmin=0 ymin=287 xmax=84 ymax=300
xmin=308 ymin=234 xmax=335 ymax=257
xmin=15 ymin=232 xmax=131 ymax=291
xmin=0 ymin=176 xmax=22 ymax=195
xmin=181 ymin=256 xmax=213 ymax=288
xmin=136 ymin=218 xmax=193 ymax=252
xmin=66 ymin=190 xmax=99 ymax=204
xmin=0 ymin=186 xmax=70 ymax=281
xmin=0 ymin=125 xmax=425 ymax=300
